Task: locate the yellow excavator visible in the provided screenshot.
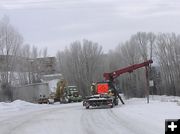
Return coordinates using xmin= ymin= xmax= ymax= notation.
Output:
xmin=55 ymin=79 xmax=67 ymax=103
xmin=55 ymin=79 xmax=82 ymax=103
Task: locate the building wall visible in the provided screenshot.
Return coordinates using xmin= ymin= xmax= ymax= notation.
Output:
xmin=13 ymin=83 xmax=50 ymax=103
xmin=0 ymin=86 xmax=4 ymax=101
xmin=0 ymin=84 xmax=10 ymax=102
xmin=0 ymin=55 xmax=57 ymax=74
xmin=31 ymin=57 xmax=57 ymax=74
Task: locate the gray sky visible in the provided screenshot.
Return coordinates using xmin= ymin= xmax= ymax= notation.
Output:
xmin=0 ymin=0 xmax=180 ymax=56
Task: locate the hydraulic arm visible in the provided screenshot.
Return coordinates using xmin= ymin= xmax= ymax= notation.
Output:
xmin=103 ymin=60 xmax=153 ymax=104
xmin=103 ymin=60 xmax=153 ymax=81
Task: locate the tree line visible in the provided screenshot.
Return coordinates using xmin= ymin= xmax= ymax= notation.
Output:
xmin=1 ymin=16 xmax=180 ymax=100
xmin=0 ymin=16 xmax=48 ymax=100
xmin=56 ymin=33 xmax=180 ymax=97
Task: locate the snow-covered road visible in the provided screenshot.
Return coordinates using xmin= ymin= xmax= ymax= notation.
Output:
xmin=0 ymin=96 xmax=180 ymax=134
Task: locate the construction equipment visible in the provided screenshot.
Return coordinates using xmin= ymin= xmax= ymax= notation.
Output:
xmin=38 ymin=74 xmax=62 ymax=104
xmin=83 ymin=82 xmax=119 ymax=108
xmin=55 ymin=79 xmax=67 ymax=103
xmin=55 ymin=80 xmax=82 ymax=103
xmin=37 ymin=93 xmax=55 ymax=104
xmin=83 ymin=60 xmax=153 ymax=109
xmin=38 ymin=94 xmax=49 ymax=104
xmin=63 ymin=86 xmax=82 ymax=103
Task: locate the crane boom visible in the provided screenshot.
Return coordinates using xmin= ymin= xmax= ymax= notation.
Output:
xmin=83 ymin=59 xmax=153 ymax=108
xmin=103 ymin=60 xmax=153 ymax=81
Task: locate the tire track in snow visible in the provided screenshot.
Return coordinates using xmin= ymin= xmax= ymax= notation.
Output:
xmin=81 ymin=109 xmax=97 ymax=134
xmin=81 ymin=105 xmax=156 ymax=134
xmin=81 ymin=108 xmax=120 ymax=134
xmin=107 ymin=108 xmax=161 ymax=134
xmin=0 ymin=104 xmax=79 ymax=134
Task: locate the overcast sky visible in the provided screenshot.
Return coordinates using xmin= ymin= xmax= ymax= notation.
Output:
xmin=0 ymin=0 xmax=180 ymax=56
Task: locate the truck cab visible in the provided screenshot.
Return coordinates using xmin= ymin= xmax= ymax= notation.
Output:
xmin=64 ymin=86 xmax=82 ymax=103
xmin=83 ymin=82 xmax=119 ymax=109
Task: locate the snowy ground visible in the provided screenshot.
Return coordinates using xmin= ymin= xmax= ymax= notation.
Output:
xmin=0 ymin=96 xmax=180 ymax=134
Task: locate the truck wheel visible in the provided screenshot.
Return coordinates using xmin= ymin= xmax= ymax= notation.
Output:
xmin=115 ymin=100 xmax=118 ymax=106
xmin=110 ymin=102 xmax=114 ymax=108
xmin=64 ymin=97 xmax=69 ymax=103
xmin=78 ymin=99 xmax=82 ymax=102
xmin=86 ymin=106 xmax=89 ymax=109
xmin=60 ymin=98 xmax=64 ymax=104
xmin=85 ymin=102 xmax=90 ymax=109
xmin=68 ymin=99 xmax=71 ymax=103
xmin=114 ymin=98 xmax=118 ymax=106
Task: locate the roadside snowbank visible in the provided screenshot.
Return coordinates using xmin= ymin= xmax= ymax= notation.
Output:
xmin=149 ymin=95 xmax=180 ymax=103
xmin=0 ymin=100 xmax=40 ymax=113
xmin=112 ymin=96 xmax=180 ymax=134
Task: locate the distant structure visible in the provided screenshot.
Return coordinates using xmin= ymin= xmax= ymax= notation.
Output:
xmin=0 ymin=55 xmax=27 ymax=72
xmin=0 ymin=55 xmax=58 ymax=74
xmin=13 ymin=83 xmax=50 ymax=103
xmin=29 ymin=57 xmax=57 ymax=75
xmin=41 ymin=74 xmax=63 ymax=92
xmin=0 ymin=55 xmax=61 ymax=102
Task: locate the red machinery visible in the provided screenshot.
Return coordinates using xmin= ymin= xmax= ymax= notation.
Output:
xmin=103 ymin=60 xmax=153 ymax=81
xmin=83 ymin=60 xmax=153 ymax=109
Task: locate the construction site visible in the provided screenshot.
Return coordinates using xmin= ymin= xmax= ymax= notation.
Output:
xmin=1 ymin=0 xmax=180 ymax=134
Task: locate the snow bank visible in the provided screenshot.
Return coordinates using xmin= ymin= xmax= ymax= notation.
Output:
xmin=149 ymin=95 xmax=180 ymax=102
xmin=111 ymin=96 xmax=180 ymax=134
xmin=125 ymin=95 xmax=180 ymax=105
xmin=11 ymin=100 xmax=38 ymax=107
xmin=0 ymin=100 xmax=40 ymax=113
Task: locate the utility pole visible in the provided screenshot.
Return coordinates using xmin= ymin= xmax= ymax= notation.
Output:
xmin=145 ymin=66 xmax=150 ymax=103
xmin=147 ymin=35 xmax=153 ymax=104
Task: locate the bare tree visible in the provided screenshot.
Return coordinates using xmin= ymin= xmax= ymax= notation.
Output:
xmin=31 ymin=46 xmax=38 ymax=59
xmin=107 ymin=32 xmax=156 ymax=98
xmin=155 ymin=33 xmax=180 ymax=96
xmin=42 ymin=47 xmax=48 ymax=57
xmin=0 ymin=16 xmax=23 ymax=100
xmin=56 ymin=39 xmax=103 ymax=96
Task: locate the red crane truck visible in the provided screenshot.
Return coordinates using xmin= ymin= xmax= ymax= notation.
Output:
xmin=83 ymin=60 xmax=153 ymax=109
